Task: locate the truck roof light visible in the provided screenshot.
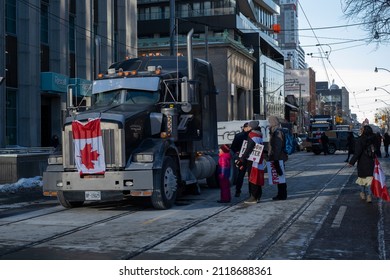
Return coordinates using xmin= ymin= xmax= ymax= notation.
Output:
xmin=131 ymin=70 xmax=137 ymax=75
xmin=97 ymin=73 xmax=104 ymax=79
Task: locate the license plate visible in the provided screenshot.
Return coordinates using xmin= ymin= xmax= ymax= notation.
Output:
xmin=85 ymin=191 xmax=101 ymax=201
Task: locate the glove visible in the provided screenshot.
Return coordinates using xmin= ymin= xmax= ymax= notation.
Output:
xmin=235 ymin=159 xmax=244 ymax=170
xmin=274 ymin=160 xmax=283 ymax=176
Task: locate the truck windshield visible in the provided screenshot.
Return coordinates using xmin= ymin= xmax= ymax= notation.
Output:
xmin=92 ymin=89 xmax=159 ymax=106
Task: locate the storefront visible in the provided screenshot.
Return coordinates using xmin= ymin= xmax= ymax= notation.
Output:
xmin=40 ymin=72 xmax=91 ymax=147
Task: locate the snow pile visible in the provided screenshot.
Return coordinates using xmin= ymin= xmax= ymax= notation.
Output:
xmin=0 ymin=176 xmax=43 ymax=193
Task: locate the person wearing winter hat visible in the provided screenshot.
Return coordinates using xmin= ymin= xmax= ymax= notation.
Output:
xmin=237 ymin=120 xmax=265 ymax=204
xmin=268 ymin=115 xmax=288 ymax=200
xmin=230 ymin=122 xmax=251 ymax=197
xmin=217 ymin=144 xmax=232 ymax=203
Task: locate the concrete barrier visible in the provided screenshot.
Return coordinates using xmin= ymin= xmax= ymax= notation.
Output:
xmin=0 ymin=148 xmax=54 ymax=184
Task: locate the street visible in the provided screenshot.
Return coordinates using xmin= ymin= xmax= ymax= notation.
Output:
xmin=0 ymin=150 xmax=389 ymax=260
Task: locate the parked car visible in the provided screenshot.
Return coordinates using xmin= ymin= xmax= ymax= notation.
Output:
xmin=308 ymin=130 xmax=359 ymax=155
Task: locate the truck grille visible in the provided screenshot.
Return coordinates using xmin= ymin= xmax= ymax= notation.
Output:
xmin=63 ymin=124 xmax=124 ymax=169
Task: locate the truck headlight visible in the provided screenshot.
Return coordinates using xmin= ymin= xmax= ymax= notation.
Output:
xmin=133 ymin=153 xmax=154 ymax=163
xmin=48 ymin=155 xmax=63 ymax=165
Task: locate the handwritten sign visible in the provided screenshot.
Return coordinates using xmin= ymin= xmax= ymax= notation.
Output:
xmin=238 ymin=140 xmax=264 ymax=163
xmin=266 ymin=160 xmax=286 ymax=185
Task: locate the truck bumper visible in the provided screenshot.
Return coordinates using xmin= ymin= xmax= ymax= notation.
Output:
xmin=43 ymin=169 xmax=155 ymax=196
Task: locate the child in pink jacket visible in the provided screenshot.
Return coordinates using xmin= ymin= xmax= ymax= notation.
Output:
xmin=217 ymin=144 xmax=231 ymax=203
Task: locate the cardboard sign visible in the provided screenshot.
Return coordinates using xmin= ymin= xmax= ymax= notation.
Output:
xmin=238 ymin=140 xmax=264 ymax=163
xmin=266 ymin=160 xmax=286 ymax=185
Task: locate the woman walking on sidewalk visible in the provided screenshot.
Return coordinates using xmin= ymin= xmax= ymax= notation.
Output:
xmin=347 ymin=125 xmax=376 ymax=203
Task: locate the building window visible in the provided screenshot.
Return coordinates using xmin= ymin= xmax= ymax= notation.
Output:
xmin=41 ymin=44 xmax=50 ymax=72
xmin=5 ymin=0 xmax=17 ymax=35
xmin=69 ymin=15 xmax=75 ymax=52
xmin=6 ymin=89 xmax=17 ymax=145
xmin=41 ymin=2 xmax=49 ymax=44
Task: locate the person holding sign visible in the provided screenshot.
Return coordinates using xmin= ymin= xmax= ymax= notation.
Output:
xmin=267 ymin=116 xmax=288 ymax=200
xmin=230 ymin=122 xmax=250 ymax=197
xmin=236 ymin=120 xmax=265 ymax=204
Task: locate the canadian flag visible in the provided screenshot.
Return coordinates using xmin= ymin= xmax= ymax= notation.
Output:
xmin=371 ymin=157 xmax=390 ymax=202
xmin=72 ymin=118 xmax=106 ymax=174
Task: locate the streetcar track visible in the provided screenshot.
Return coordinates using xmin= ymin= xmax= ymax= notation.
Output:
xmin=120 ymin=155 xmax=349 ymax=260
xmin=250 ymin=163 xmax=351 ymax=259
xmin=0 ymin=206 xmax=142 ymax=258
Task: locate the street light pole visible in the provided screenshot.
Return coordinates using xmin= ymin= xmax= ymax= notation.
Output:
xmin=374 ymin=87 xmax=390 ymax=94
xmin=374 ymin=67 xmax=390 ymax=73
xmin=263 ymin=63 xmax=267 ymax=120
xmin=375 ymin=98 xmax=390 ymax=106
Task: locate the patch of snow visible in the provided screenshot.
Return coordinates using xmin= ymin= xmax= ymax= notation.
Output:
xmin=0 ymin=176 xmax=43 ymax=193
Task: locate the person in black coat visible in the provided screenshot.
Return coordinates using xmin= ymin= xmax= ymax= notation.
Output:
xmin=230 ymin=122 xmax=250 ymax=197
xmin=320 ymin=132 xmax=329 ymax=155
xmin=383 ymin=132 xmax=390 ymax=158
xmin=375 ymin=132 xmax=382 ymax=158
xmin=348 ymin=125 xmax=376 ymax=203
xmin=345 ymin=131 xmax=355 ymax=162
xmin=268 ymin=116 xmax=288 ymax=200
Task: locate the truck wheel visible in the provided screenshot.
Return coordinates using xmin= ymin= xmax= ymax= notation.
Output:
xmin=57 ymin=191 xmax=84 ymax=208
xmin=151 ymin=157 xmax=178 ymax=210
xmin=328 ymin=144 xmax=336 ymax=154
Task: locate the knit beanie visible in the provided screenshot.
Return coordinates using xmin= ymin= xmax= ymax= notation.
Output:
xmin=220 ymin=144 xmax=230 ymax=153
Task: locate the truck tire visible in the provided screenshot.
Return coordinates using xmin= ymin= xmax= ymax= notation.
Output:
xmin=328 ymin=144 xmax=336 ymax=154
xmin=57 ymin=191 xmax=84 ymax=208
xmin=151 ymin=157 xmax=178 ymax=210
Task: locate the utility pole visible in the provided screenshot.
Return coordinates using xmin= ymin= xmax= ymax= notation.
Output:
xmin=263 ymin=63 xmax=267 ymax=120
xmin=298 ymin=84 xmax=302 ymax=133
xmin=169 ymin=0 xmax=175 ymax=56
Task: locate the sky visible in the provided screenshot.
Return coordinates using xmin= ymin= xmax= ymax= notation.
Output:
xmin=298 ymin=0 xmax=390 ymax=124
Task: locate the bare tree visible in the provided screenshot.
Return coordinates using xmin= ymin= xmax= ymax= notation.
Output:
xmin=342 ymin=0 xmax=390 ymax=43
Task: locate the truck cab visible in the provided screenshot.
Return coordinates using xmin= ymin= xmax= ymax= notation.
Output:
xmin=43 ymin=31 xmax=220 ymax=210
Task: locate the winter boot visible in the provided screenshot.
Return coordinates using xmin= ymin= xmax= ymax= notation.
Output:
xmin=360 ymin=192 xmax=366 ymax=200
xmin=244 ymin=195 xmax=257 ymax=204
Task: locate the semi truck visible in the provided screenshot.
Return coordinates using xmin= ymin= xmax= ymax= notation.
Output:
xmin=43 ymin=30 xmax=219 ymax=209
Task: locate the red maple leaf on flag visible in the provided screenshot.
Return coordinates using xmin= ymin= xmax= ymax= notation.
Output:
xmin=79 ymin=143 xmax=100 ymax=170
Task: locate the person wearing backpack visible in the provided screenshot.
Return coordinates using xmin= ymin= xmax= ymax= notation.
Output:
xmin=268 ymin=115 xmax=288 ymax=200
xmin=347 ymin=125 xmax=376 ymax=203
